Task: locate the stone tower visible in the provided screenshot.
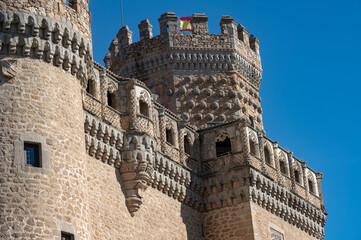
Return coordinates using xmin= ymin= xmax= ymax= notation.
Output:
xmin=0 ymin=0 xmax=93 ymax=239
xmin=105 ymin=12 xmax=263 ymax=130
xmin=0 ymin=3 xmax=327 ymax=239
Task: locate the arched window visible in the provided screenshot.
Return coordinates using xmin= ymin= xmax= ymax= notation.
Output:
xmin=249 ymin=116 xmax=255 ymax=127
xmin=308 ymin=179 xmax=315 ymax=194
xmin=139 ymin=100 xmax=149 ymax=117
xmin=216 ymin=137 xmax=232 ymax=157
xmin=294 ymin=169 xmax=301 ymax=184
xmin=264 ymin=147 xmax=271 ymax=165
xmin=166 ymin=128 xmax=174 ymax=145
xmin=280 ymin=160 xmax=287 ymax=175
xmin=107 ymin=91 xmax=115 ymax=108
xmin=184 ymin=136 xmax=191 ymax=155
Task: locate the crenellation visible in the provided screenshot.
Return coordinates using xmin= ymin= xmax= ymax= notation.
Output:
xmin=138 ymin=19 xmax=153 ymax=40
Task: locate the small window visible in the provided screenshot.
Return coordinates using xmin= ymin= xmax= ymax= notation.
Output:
xmin=107 ymin=91 xmax=115 ymax=108
xmin=61 ymin=232 xmax=74 ymax=240
xmin=279 ymin=160 xmax=287 ymax=175
xmin=264 ymin=147 xmax=271 ymax=165
xmin=216 ymin=137 xmax=232 ymax=157
xmin=66 ymin=0 xmax=77 ymax=10
xmin=86 ymin=79 xmax=96 ymax=96
xmin=24 ymin=143 xmax=41 ymax=167
xmin=184 ymin=137 xmax=191 ymax=155
xmin=166 ymin=128 xmax=174 ymax=145
xmin=139 ymin=100 xmax=149 ymax=117
xmin=294 ymin=169 xmax=301 ymax=184
xmin=308 ymin=179 xmax=314 ymax=194
xmin=249 ymin=139 xmax=256 ymax=155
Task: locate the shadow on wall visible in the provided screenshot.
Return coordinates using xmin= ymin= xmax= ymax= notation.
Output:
xmin=113 ymin=167 xmax=204 ymax=239
xmin=180 ymin=187 xmax=204 ymax=240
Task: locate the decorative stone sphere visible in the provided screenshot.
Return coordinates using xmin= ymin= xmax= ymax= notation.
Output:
xmin=258 ymin=106 xmax=263 ymax=114
xmin=221 ymin=78 xmax=227 ymax=84
xmin=218 ymin=90 xmax=225 ymax=97
xmin=211 ymin=102 xmax=219 ymax=110
xmin=204 ymin=88 xmax=212 ymax=96
xmin=175 ymin=100 xmax=181 ymax=108
xmin=192 ymin=88 xmax=200 ymax=95
xmin=229 ymin=90 xmax=237 ymax=98
xmin=187 ymin=100 xmax=196 ymax=108
xmin=184 ymin=76 xmax=192 ymax=82
xmin=234 ymin=103 xmax=242 ymax=110
xmin=230 ymin=78 xmax=238 ymax=85
xmin=219 ymin=114 xmax=226 ymax=121
xmin=209 ymin=76 xmax=217 ymax=83
xmin=224 ymin=102 xmax=232 ymax=110
xmin=166 ymin=88 xmax=173 ymax=96
xmin=199 ymin=100 xmax=207 ymax=108
xmin=239 ymin=81 xmax=245 ymax=88
xmin=198 ymin=76 xmax=205 ymax=84
xmin=195 ymin=113 xmax=203 ymax=120
xmin=178 ymin=86 xmax=187 ymax=94
xmin=257 ymin=116 xmax=262 ymax=123
xmin=237 ymin=92 xmax=243 ymax=99
xmin=182 ymin=112 xmax=190 ymax=120
xmin=206 ymin=113 xmax=214 ymax=121
xmin=243 ymin=97 xmax=249 ymax=104
xmin=242 ymin=106 xmax=247 ymax=113
xmin=233 ymin=98 xmax=241 ymax=105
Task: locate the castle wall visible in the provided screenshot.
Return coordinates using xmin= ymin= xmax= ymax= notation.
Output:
xmin=86 ymin=155 xmax=203 ymax=240
xmin=250 ymin=202 xmax=319 ymax=240
xmin=202 ymin=202 xmax=254 ymax=240
xmin=0 ymin=58 xmax=90 ymax=239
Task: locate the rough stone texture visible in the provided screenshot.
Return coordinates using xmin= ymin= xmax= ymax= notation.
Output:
xmin=251 ymin=202 xmax=319 ymax=240
xmin=0 ymin=58 xmax=90 ymax=239
xmin=202 ymin=203 xmax=254 ymax=240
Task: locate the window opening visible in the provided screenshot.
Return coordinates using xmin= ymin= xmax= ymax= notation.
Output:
xmin=24 ymin=143 xmax=41 ymax=167
xmin=61 ymin=232 xmax=74 ymax=240
xmin=166 ymin=128 xmax=174 ymax=145
xmin=280 ymin=160 xmax=287 ymax=175
xmin=86 ymin=79 xmax=95 ymax=96
xmin=184 ymin=137 xmax=191 ymax=155
xmin=107 ymin=91 xmax=115 ymax=108
xmin=264 ymin=147 xmax=271 ymax=164
xmin=294 ymin=169 xmax=301 ymax=184
xmin=249 ymin=139 xmax=256 ymax=155
xmin=216 ymin=137 xmax=232 ymax=157
xmin=139 ymin=100 xmax=149 ymax=117
xmin=249 ymin=116 xmax=255 ymax=127
xmin=308 ymin=179 xmax=314 ymax=193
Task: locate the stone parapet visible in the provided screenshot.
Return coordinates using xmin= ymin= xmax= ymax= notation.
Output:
xmin=0 ymin=9 xmax=92 ymax=83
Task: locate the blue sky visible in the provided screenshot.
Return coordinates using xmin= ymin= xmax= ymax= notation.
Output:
xmin=89 ymin=1 xmax=361 ymax=239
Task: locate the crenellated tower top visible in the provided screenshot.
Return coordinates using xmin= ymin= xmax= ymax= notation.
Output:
xmin=105 ymin=12 xmax=264 ymax=130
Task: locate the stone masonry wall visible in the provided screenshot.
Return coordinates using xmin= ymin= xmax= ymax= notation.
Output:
xmin=86 ymin=154 xmax=203 ymax=240
xmin=251 ymin=202 xmax=319 ymax=240
xmin=0 ymin=58 xmax=90 ymax=239
xmin=202 ymin=202 xmax=254 ymax=240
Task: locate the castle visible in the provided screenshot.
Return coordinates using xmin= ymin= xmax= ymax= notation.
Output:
xmin=0 ymin=1 xmax=327 ymax=239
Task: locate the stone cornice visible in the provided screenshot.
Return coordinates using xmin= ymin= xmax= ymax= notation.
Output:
xmin=0 ymin=9 xmax=92 ymax=82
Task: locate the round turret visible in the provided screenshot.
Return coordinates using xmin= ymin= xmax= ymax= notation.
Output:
xmin=0 ymin=0 xmax=92 ymax=239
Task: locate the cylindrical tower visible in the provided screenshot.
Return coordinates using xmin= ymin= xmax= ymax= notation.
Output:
xmin=0 ymin=0 xmax=92 ymax=239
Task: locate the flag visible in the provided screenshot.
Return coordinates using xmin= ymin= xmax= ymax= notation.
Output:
xmin=179 ymin=17 xmax=192 ymax=32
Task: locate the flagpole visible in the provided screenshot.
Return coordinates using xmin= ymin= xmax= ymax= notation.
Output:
xmin=120 ymin=0 xmax=124 ymax=27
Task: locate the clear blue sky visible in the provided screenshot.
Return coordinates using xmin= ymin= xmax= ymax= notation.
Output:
xmin=89 ymin=1 xmax=361 ymax=239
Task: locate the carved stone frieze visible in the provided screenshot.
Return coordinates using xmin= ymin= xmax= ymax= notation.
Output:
xmin=0 ymin=9 xmax=92 ymax=81
xmin=120 ymin=134 xmax=155 ymax=216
